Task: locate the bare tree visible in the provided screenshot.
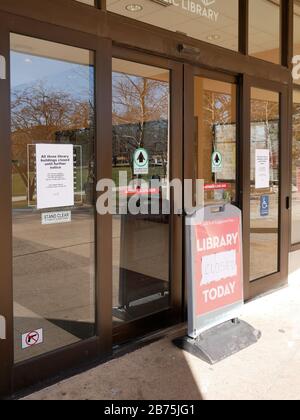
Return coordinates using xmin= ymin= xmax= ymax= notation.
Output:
xmin=113 ymin=73 xmax=169 ymax=149
xmin=11 ymin=82 xmax=92 ymax=201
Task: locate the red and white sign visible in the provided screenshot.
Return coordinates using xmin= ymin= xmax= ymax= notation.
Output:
xmin=194 ymin=217 xmax=243 ymax=317
xmin=120 ymin=187 xmax=160 ymax=196
xmin=22 ymin=329 xmax=44 ymax=350
xmin=204 ymin=183 xmax=228 ymax=191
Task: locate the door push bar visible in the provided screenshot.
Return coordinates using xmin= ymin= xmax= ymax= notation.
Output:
xmin=0 ymin=315 xmax=6 ymax=340
xmin=0 ymin=55 xmax=6 ymax=80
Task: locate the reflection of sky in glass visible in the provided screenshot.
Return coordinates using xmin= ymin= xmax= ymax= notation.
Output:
xmin=11 ymin=52 xmax=94 ymax=101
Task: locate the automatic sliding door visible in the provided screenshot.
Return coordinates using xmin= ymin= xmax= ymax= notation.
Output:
xmin=112 ymin=59 xmax=171 ymax=326
xmin=243 ymin=78 xmax=289 ymax=299
xmin=249 ymin=88 xmax=280 ymax=281
xmin=11 ymin=34 xmax=96 ymax=362
xmin=193 ymin=75 xmax=238 ymax=207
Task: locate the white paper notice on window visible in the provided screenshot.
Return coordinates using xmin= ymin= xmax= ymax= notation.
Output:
xmin=36 ymin=144 xmax=74 ymax=210
xmin=201 ymin=250 xmax=237 ymax=286
xmin=255 ymin=149 xmax=270 ymax=189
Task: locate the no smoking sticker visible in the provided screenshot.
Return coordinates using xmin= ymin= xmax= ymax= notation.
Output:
xmin=22 ymin=329 xmax=44 ymax=350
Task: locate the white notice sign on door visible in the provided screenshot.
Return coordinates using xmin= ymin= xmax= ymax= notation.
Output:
xmin=255 ymin=149 xmax=270 ymax=189
xmin=36 ymin=144 xmax=74 ymax=210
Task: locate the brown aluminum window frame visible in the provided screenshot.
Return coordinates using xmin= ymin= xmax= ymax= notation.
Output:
xmin=0 ymin=11 xmax=113 ymax=396
xmin=0 ymin=0 xmax=291 ymax=83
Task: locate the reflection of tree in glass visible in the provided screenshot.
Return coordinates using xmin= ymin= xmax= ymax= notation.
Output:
xmin=112 ymin=73 xmax=169 ymax=178
xmin=203 ymin=91 xmax=233 ymax=128
xmin=251 ymin=98 xmax=279 ymax=183
xmin=11 ymin=82 xmax=93 ymax=201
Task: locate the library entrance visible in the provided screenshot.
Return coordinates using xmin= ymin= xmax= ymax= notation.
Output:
xmin=0 ymin=0 xmax=293 ymax=398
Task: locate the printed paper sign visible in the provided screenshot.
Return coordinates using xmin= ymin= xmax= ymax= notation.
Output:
xmin=255 ymin=149 xmax=270 ymax=189
xmin=194 ymin=218 xmax=243 ymax=317
xmin=36 ymin=144 xmax=74 ymax=210
xmin=42 ymin=211 xmax=72 ymax=225
xmin=22 ymin=329 xmax=43 ymax=350
xmin=201 ymin=250 xmax=237 ymax=286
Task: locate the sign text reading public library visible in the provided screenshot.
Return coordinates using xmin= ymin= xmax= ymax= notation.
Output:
xmin=163 ymin=0 xmax=219 ymax=22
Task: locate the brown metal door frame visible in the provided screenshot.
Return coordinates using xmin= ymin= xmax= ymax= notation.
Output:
xmin=111 ymin=46 xmax=184 ymax=345
xmin=242 ymin=75 xmax=290 ymax=301
xmin=0 ymin=20 xmax=14 ymax=398
xmin=290 ymin=84 xmax=300 ymax=253
xmin=0 ymin=11 xmax=113 ymax=396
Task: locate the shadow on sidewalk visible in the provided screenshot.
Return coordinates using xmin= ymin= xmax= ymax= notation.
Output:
xmin=16 ymin=330 xmax=204 ymax=400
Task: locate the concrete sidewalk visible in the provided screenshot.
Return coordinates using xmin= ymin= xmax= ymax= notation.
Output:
xmin=21 ymin=253 xmax=300 ymax=400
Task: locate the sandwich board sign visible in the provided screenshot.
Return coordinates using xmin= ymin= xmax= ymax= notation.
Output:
xmin=174 ymin=203 xmax=260 ymax=364
xmin=186 ymin=203 xmax=244 ymax=338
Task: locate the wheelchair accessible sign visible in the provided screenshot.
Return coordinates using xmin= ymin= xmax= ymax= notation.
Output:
xmin=133 ymin=148 xmax=149 ymax=175
xmin=260 ymin=195 xmax=269 ymax=217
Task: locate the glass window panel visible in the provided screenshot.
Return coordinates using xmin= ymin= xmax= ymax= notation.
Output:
xmin=11 ymin=34 xmax=96 ymax=362
xmin=107 ymin=0 xmax=239 ymax=51
xmin=292 ymin=89 xmax=300 ymax=244
xmin=112 ymin=58 xmax=171 ymax=326
xmin=194 ymin=76 xmax=237 ymax=206
xmin=249 ymin=0 xmax=281 ymax=64
xmin=250 ymin=88 xmax=280 ymax=281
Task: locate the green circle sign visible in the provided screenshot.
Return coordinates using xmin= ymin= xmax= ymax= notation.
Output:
xmin=212 ymin=151 xmax=222 ymax=169
xmin=134 ymin=148 xmax=149 ymax=168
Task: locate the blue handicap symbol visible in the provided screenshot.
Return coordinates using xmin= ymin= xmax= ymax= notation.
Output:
xmin=260 ymin=195 xmax=269 ymax=217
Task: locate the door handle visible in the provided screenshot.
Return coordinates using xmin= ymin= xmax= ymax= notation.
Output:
xmin=0 ymin=55 xmax=6 ymax=80
xmin=286 ymin=196 xmax=290 ymax=210
xmin=0 ymin=315 xmax=6 ymax=340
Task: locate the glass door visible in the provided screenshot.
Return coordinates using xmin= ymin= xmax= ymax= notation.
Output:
xmin=10 ymin=34 xmax=97 ymax=363
xmin=243 ymin=77 xmax=289 ymax=299
xmin=184 ymin=66 xmax=239 ymax=212
xmin=184 ymin=68 xmax=290 ymax=303
xmin=111 ymin=49 xmax=183 ymax=343
xmin=249 ymin=88 xmax=280 ymax=281
xmin=0 ymin=13 xmax=114 ymax=394
xmin=192 ymin=74 xmax=238 ymax=208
